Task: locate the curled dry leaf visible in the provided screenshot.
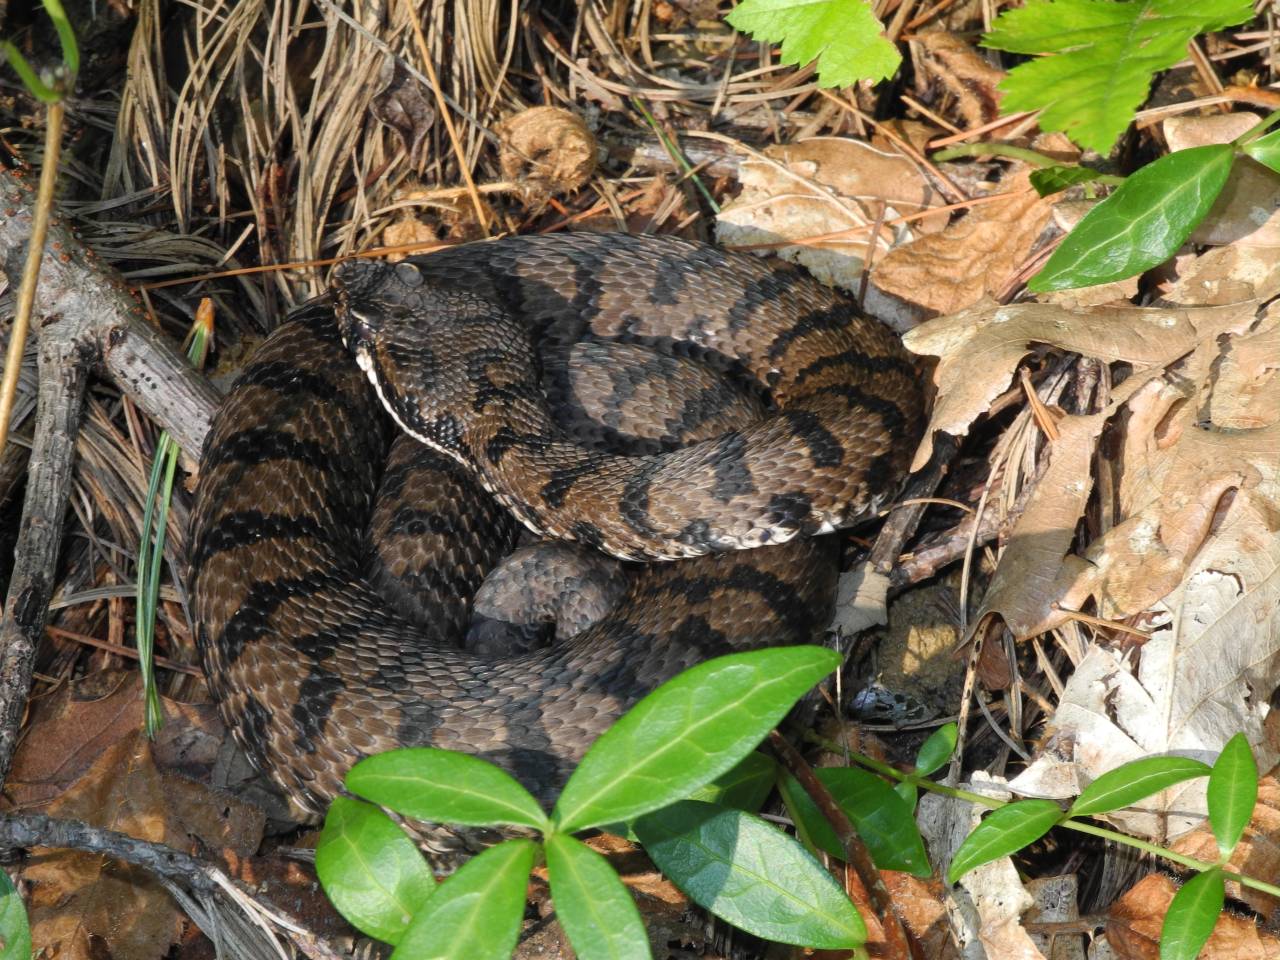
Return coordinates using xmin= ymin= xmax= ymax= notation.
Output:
xmin=716 ymin=137 xmax=946 ymax=316
xmin=1011 ymin=555 xmax=1280 ymax=839
xmin=912 ymin=31 xmax=1006 ymax=129
xmin=496 ymin=106 xmax=598 ymax=206
xmin=1107 ymin=873 xmax=1279 ymax=960
xmin=1172 ymin=776 xmax=1280 ymax=920
xmin=871 ymin=169 xmax=1054 ymax=316
xmin=371 ymin=59 xmax=437 ymax=167
xmin=902 ymin=299 xmax=1254 ymax=470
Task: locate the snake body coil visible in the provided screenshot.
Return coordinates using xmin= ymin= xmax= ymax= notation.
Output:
xmin=190 ymin=234 xmax=924 ymax=816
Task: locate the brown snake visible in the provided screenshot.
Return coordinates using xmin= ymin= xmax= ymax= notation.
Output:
xmin=189 ymin=233 xmax=924 ymax=819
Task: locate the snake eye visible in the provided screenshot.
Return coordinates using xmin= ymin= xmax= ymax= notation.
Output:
xmin=394 ymin=261 xmax=423 ymax=287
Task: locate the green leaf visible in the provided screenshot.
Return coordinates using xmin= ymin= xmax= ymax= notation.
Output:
xmin=1029 ymin=144 xmax=1235 ymax=292
xmin=778 ymin=769 xmax=930 ymax=876
xmin=635 ymin=801 xmax=864 ymax=949
xmin=1029 ymin=164 xmax=1113 ymax=197
xmin=894 ymin=780 xmax=918 ymax=810
xmin=983 ymin=0 xmax=1253 ymax=154
xmin=0 ymin=869 xmax=31 ymax=960
xmin=1242 ymin=127 xmax=1280 ymax=175
xmin=1160 ymin=868 xmax=1224 ymax=960
xmin=1069 ymin=756 xmax=1211 ymax=818
xmin=914 ymin=723 xmax=958 ymax=777
xmin=947 ymin=799 xmax=1063 ymax=883
xmin=545 ymin=833 xmax=651 ymax=960
xmin=391 ymin=839 xmax=537 ymax=960
xmin=315 ymin=797 xmax=436 ymax=945
xmin=347 ymin=748 xmax=549 ymax=831
xmin=726 ymin=0 xmax=901 ymax=87
xmin=552 ymin=646 xmax=839 ymax=833
xmin=1208 ymin=733 xmax=1258 ymax=856
xmin=685 ymin=752 xmax=778 ymax=812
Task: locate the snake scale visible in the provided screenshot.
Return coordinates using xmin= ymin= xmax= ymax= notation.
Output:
xmin=189 ymin=233 xmax=924 ymax=818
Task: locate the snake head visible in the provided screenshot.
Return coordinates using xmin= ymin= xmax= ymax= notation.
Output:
xmin=331 ymin=258 xmax=425 ymax=352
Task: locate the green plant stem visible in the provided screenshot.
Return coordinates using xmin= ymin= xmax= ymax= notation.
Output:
xmin=0 ymin=100 xmax=64 ymax=456
xmin=819 ymin=738 xmax=1280 ymax=901
xmin=931 ymin=143 xmax=1061 ymax=166
xmin=1235 ymin=107 xmax=1280 ymax=145
xmin=631 ymin=97 xmax=720 ymax=214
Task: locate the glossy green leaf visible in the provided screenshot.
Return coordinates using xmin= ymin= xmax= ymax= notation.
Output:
xmin=347 ymin=748 xmax=549 ymax=830
xmin=1159 ymin=868 xmax=1224 ymax=960
xmin=545 ymin=833 xmax=651 ymax=960
xmin=778 ymin=769 xmax=930 ymax=876
xmin=635 ymin=801 xmax=864 ymax=948
xmin=1242 ymin=127 xmax=1280 ymax=175
xmin=894 ymin=780 xmax=918 ymax=810
xmin=1029 ymin=144 xmax=1235 ymax=291
xmin=315 ymin=797 xmax=436 ymax=945
xmin=915 ymin=723 xmax=958 ymax=777
xmin=727 ymin=0 xmax=901 ymax=87
xmin=0 ymin=869 xmax=31 ymax=960
xmin=983 ymin=0 xmax=1252 ymax=154
xmin=1029 ymin=164 xmax=1114 ymax=196
xmin=1069 ymin=756 xmax=1211 ymax=818
xmin=553 ymin=646 xmax=840 ymax=833
xmin=391 ymin=839 xmax=537 ymax=960
xmin=947 ymin=799 xmax=1063 ymax=883
xmin=1208 ymin=734 xmax=1258 ymax=856
xmin=685 ymin=752 xmax=778 ymax=812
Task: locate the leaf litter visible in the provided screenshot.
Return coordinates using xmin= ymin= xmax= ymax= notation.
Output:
xmin=5 ymin=2 xmax=1280 ymax=957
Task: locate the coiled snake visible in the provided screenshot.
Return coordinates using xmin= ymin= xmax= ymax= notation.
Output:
xmin=190 ymin=233 xmax=924 ymax=818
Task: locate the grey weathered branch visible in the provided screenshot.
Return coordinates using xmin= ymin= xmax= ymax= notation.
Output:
xmin=0 ymin=165 xmax=220 ymax=793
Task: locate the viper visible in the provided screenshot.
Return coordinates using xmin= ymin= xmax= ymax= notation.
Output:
xmin=189 ymin=233 xmax=924 ymax=821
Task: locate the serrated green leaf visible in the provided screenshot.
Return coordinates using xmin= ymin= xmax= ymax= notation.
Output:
xmin=315 ymin=797 xmax=435 ymax=945
xmin=914 ymin=723 xmax=958 ymax=777
xmin=552 ymin=646 xmax=839 ymax=834
xmin=635 ymin=801 xmax=864 ymax=948
xmin=0 ymin=869 xmax=31 ymax=960
xmin=1029 ymin=143 xmax=1235 ymax=291
xmin=391 ymin=839 xmax=537 ymax=960
xmin=1208 ymin=734 xmax=1258 ymax=856
xmin=778 ymin=769 xmax=930 ymax=876
xmin=1029 ymin=164 xmax=1112 ymax=197
xmin=947 ymin=799 xmax=1063 ymax=883
xmin=347 ymin=748 xmax=549 ymax=831
xmin=983 ymin=0 xmax=1252 ymax=153
xmin=1069 ymin=756 xmax=1211 ymax=818
xmin=1242 ymin=127 xmax=1280 ymax=174
xmin=685 ymin=752 xmax=778 ymax=812
xmin=726 ymin=0 xmax=901 ymax=86
xmin=545 ymin=834 xmax=651 ymax=960
xmin=1160 ymin=868 xmax=1224 ymax=960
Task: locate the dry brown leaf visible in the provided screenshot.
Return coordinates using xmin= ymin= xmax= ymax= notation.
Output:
xmin=496 ymin=106 xmax=598 ymax=202
xmin=1026 ymin=876 xmax=1086 ymax=960
xmin=26 ymin=735 xmax=186 ymax=960
xmin=716 ymin=136 xmax=946 ymax=311
xmin=1172 ymin=777 xmax=1280 ymax=920
xmin=1107 ymin=873 xmax=1280 ymax=960
xmin=901 ymin=299 xmax=1255 ymax=470
xmin=913 ymin=32 xmax=1006 ymax=129
xmin=7 ymin=671 xmax=224 ymax=811
xmin=871 ymin=170 xmax=1052 ymax=316
xmin=1209 ymin=310 xmax=1280 ymax=428
xmin=884 ymin=872 xmax=955 ymax=959
xmin=975 ymin=370 xmax=1159 ymax=639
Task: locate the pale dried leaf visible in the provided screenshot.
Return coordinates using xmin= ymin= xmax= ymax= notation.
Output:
xmin=871 ymin=170 xmax=1052 ymax=315
xmin=1026 ymin=876 xmax=1086 ymax=960
xmin=1010 ymin=546 xmax=1280 ymax=839
xmin=901 ymin=300 xmax=1254 ymax=469
xmin=716 ymin=137 xmax=945 ymax=300
xmin=831 ymin=562 xmax=891 ymax=635
xmin=976 ymin=371 xmax=1158 ymax=638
